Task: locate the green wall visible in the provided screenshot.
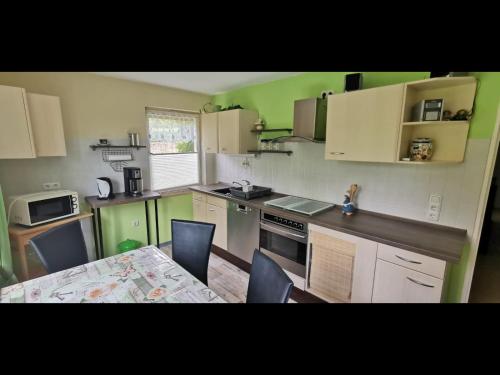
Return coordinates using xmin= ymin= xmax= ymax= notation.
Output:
xmin=214 ymin=72 xmax=500 ymax=302
xmin=100 ymin=194 xmax=193 ymax=258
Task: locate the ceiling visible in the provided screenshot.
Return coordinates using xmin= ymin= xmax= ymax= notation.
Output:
xmin=92 ymin=72 xmax=301 ymax=95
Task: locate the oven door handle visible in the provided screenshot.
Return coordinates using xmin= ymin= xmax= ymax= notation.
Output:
xmin=260 ymin=222 xmax=307 ymax=242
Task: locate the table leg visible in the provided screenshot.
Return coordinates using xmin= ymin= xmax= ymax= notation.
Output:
xmin=91 ymin=208 xmax=100 ymax=260
xmin=154 ymin=199 xmax=159 ymax=247
xmin=96 ymin=208 xmax=104 ymax=259
xmin=145 ymin=201 xmax=151 ymax=245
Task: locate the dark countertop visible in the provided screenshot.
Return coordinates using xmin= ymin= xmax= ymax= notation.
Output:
xmin=85 ymin=191 xmax=161 ymax=209
xmin=190 ymin=184 xmax=467 ymax=263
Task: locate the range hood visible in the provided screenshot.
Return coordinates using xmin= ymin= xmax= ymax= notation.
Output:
xmin=273 ymin=97 xmax=327 ymax=143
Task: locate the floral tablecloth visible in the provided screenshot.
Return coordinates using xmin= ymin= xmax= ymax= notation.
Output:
xmin=0 ymin=246 xmax=225 ymax=303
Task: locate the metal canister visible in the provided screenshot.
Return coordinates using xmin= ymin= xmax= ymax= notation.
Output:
xmin=129 ymin=133 xmax=140 ymax=146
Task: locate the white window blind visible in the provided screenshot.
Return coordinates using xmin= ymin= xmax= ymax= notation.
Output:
xmin=147 ymin=108 xmax=200 ymax=190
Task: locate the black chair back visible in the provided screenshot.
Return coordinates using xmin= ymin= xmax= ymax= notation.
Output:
xmin=28 ymin=220 xmax=89 ymax=274
xmin=246 ymin=250 xmax=294 ymax=303
xmin=171 ymin=219 xmax=215 ymax=285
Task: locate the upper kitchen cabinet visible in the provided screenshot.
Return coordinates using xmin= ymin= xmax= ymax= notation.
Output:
xmin=201 ymin=112 xmax=218 ymax=154
xmin=217 ymin=109 xmax=258 ymax=154
xmin=0 ymin=85 xmax=36 ymax=159
xmin=325 ymin=84 xmax=404 ymax=163
xmin=397 ymin=77 xmax=477 ymax=164
xmin=27 ymin=93 xmax=67 ymax=156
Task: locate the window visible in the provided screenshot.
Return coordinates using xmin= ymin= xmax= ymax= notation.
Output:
xmin=147 ymin=108 xmax=200 ymax=190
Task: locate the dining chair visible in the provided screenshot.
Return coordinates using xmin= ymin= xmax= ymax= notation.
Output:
xmin=28 ymin=220 xmax=89 ymax=274
xmin=246 ymin=249 xmax=294 ymax=303
xmin=171 ymin=219 xmax=215 ymax=285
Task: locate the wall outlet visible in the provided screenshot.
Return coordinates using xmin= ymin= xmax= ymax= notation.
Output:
xmin=427 ymin=194 xmax=442 ymax=221
xmin=43 ymin=182 xmax=61 ymax=190
xmin=131 ymin=219 xmax=140 ymax=227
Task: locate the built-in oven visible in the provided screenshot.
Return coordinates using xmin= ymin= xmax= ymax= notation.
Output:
xmin=259 ymin=211 xmax=308 ymax=289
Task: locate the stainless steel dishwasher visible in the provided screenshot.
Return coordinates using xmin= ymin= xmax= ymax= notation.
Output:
xmin=227 ymin=201 xmax=260 ymax=264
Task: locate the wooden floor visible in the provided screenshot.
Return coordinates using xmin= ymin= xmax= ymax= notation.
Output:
xmin=161 ymin=245 xmax=296 ymax=303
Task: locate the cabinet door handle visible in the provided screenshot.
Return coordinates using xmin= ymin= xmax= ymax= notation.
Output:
xmin=307 ymin=243 xmax=313 ymax=289
xmin=407 ymin=277 xmax=435 ymax=288
xmin=395 ymin=255 xmax=422 ymax=264
xmin=329 ymin=152 xmax=345 ymax=155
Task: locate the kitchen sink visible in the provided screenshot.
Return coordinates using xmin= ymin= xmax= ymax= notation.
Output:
xmin=211 ymin=188 xmax=232 ymax=195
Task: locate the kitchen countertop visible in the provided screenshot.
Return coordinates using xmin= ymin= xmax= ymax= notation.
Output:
xmin=190 ymin=184 xmax=467 ymax=263
xmin=85 ymin=191 xmax=161 ymax=209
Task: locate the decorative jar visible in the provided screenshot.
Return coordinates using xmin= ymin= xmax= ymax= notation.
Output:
xmin=410 ymin=138 xmax=433 ymax=161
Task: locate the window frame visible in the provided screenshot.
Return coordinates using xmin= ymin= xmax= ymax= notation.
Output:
xmin=145 ymin=106 xmax=202 ymax=192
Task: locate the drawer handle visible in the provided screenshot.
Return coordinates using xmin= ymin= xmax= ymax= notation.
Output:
xmin=395 ymin=255 xmax=422 ymax=264
xmin=330 ymin=152 xmax=345 ymax=155
xmin=407 ymin=277 xmax=435 ymax=288
xmin=208 ymin=208 xmax=216 ymax=212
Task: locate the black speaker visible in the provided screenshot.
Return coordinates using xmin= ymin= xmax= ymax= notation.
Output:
xmin=344 ymin=73 xmax=362 ymax=92
xmin=430 ymin=71 xmax=450 ymax=78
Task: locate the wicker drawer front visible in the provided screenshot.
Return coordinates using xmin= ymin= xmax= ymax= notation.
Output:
xmin=308 ymin=230 xmax=356 ymax=302
xmin=377 ymin=244 xmax=446 ymax=279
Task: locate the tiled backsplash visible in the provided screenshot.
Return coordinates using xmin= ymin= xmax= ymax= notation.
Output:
xmin=216 ymin=139 xmax=490 ymax=233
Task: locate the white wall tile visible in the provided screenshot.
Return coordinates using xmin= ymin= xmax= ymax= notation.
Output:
xmin=216 ymin=139 xmax=490 ymax=234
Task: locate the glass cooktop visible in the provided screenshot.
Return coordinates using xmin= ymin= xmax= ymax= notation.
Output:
xmin=264 ymin=196 xmax=334 ymax=216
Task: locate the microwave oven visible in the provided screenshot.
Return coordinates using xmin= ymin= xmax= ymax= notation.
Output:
xmin=9 ymin=190 xmax=79 ymax=226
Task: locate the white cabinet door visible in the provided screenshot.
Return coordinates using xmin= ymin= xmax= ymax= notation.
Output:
xmin=218 ymin=110 xmax=239 ymax=154
xmin=325 ymin=84 xmax=404 ymax=163
xmin=217 ymin=109 xmax=258 ymax=154
xmin=372 ymin=259 xmax=443 ymax=303
xmin=201 ymin=112 xmax=218 ymax=154
xmin=192 ymin=198 xmax=207 ymax=222
xmin=0 ymin=85 xmax=36 ymax=159
xmin=306 ymin=224 xmax=377 ymax=303
xmin=205 ymin=203 xmax=227 ymax=250
xmin=27 ymin=93 xmax=66 ymax=156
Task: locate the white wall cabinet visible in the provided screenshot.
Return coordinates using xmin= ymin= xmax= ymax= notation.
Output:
xmin=200 ymin=109 xmax=258 ymax=155
xmin=0 ymin=85 xmax=66 ymax=159
xmin=201 ymin=112 xmax=218 ymax=154
xmin=324 ymin=84 xmax=404 ymax=163
xmin=0 ymin=85 xmax=36 ymax=159
xmin=27 ymin=93 xmax=66 ymax=156
xmin=192 ymin=192 xmax=227 ymax=250
xmin=217 ymin=109 xmax=258 ymax=154
xmin=306 ymin=224 xmax=378 ymax=303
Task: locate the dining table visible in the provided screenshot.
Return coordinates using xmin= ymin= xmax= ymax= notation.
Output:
xmin=0 ymin=246 xmax=225 ymax=303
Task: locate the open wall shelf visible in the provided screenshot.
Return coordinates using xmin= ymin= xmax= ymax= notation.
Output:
xmin=90 ymin=145 xmax=147 ymax=151
xmin=251 ymin=128 xmax=293 ymax=134
xmin=397 ymin=77 xmax=477 ymax=164
xmin=247 ymin=150 xmax=293 ymax=156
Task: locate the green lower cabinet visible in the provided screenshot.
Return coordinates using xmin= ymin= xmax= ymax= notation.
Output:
xmin=100 ymin=194 xmax=193 ymax=258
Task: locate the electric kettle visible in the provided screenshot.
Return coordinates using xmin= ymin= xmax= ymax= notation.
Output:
xmin=96 ymin=177 xmax=114 ymax=200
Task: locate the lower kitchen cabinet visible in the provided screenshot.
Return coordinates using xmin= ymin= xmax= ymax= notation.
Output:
xmin=372 ymin=243 xmax=447 ymax=303
xmin=206 ymin=203 xmax=227 ymax=250
xmin=306 ymin=224 xmax=377 ymax=303
xmin=192 ymin=198 xmax=206 ymax=222
xmin=372 ymin=259 xmax=444 ymax=303
xmin=192 ymin=192 xmax=227 ymax=250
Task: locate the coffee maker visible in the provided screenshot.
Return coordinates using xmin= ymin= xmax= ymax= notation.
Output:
xmin=123 ymin=167 xmax=143 ymax=196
